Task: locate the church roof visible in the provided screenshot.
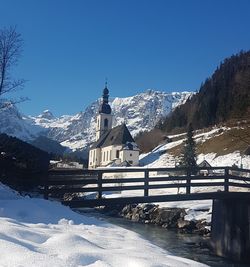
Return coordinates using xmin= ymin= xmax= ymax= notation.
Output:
xmin=91 ymin=124 xmax=135 ymax=149
xmin=198 ymin=159 xmax=212 ymax=167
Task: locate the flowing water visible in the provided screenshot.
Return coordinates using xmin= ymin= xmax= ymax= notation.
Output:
xmin=77 ymin=208 xmax=248 ymax=267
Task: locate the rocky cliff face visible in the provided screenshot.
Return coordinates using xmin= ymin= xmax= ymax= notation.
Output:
xmin=0 ymin=90 xmax=193 ymax=152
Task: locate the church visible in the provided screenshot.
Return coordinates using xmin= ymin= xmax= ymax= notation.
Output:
xmin=88 ymin=85 xmax=140 ymax=169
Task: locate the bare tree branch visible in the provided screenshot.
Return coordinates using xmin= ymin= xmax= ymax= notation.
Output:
xmin=0 ymin=26 xmax=25 ymax=105
xmin=0 ymin=97 xmax=29 ymax=110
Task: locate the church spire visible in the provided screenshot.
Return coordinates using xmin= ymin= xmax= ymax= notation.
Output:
xmin=99 ymin=81 xmax=111 ymax=114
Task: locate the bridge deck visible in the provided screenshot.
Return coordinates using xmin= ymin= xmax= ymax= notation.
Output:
xmin=63 ymin=191 xmax=250 ymax=208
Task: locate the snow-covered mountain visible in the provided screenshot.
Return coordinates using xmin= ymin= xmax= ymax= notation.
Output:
xmin=0 ymin=101 xmax=45 ymax=140
xmin=0 ymin=89 xmax=193 ymax=152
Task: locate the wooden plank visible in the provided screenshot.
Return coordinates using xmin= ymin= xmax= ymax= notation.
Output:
xmin=191 ymin=182 xmax=225 ymax=187
xmin=229 ymin=182 xmax=250 ymax=188
xmin=228 ymin=175 xmax=250 ymax=181
xmin=97 ymin=172 xmax=102 ymax=199
xmin=148 ymin=183 xmax=187 ymax=189
xmin=48 ymin=175 xmax=98 ymax=179
xmin=101 ymin=178 xmax=144 ymax=184
xmin=224 ymin=168 xmax=229 ymax=192
xmin=144 ymin=169 xmax=149 ymax=197
xmin=63 ymin=192 xmax=250 ymax=208
xmin=148 ymin=182 xmax=225 ymax=189
xmin=47 ymin=187 xmax=99 ymax=194
xmin=46 ymin=179 xmax=98 ymax=185
xmin=49 ymin=169 xmax=87 ymax=175
xmin=186 ymin=170 xmax=191 ymax=194
xmin=149 ymin=177 xmax=187 ymax=182
xmin=101 ymin=185 xmax=144 ymax=191
xmin=95 ymin=168 xmax=147 ymax=173
xmin=95 ymin=166 xmax=230 ymax=173
xmin=148 ymin=175 xmax=225 ymax=182
xmin=229 ymin=167 xmax=250 ymax=173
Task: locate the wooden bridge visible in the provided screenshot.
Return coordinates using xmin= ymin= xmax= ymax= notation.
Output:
xmin=45 ymin=166 xmax=250 ymax=262
xmin=44 ymin=166 xmax=250 ymax=207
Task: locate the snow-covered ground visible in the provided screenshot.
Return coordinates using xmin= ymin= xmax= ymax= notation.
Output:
xmin=0 ymin=183 xmax=207 ymax=267
xmin=139 ymin=126 xmax=250 ymax=169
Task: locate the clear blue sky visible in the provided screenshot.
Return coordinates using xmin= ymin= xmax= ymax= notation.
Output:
xmin=1 ymin=0 xmax=250 ymax=116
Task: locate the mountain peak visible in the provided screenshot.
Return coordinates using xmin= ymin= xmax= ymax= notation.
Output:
xmin=38 ymin=110 xmax=55 ymax=120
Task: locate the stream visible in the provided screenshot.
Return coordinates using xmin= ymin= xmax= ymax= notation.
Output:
xmin=77 ymin=208 xmax=248 ymax=267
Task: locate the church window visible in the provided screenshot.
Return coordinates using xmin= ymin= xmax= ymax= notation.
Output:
xmin=130 ymin=153 xmax=132 ymax=157
xmin=116 ymin=150 xmax=119 ymax=158
xmin=104 ymin=118 xmax=108 ymax=128
xmin=103 ymin=151 xmax=105 ymax=161
xmin=107 ymin=151 xmax=109 ymax=161
xmin=110 ymin=151 xmax=112 ymax=160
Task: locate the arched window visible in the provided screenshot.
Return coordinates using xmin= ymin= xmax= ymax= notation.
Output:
xmin=104 ymin=118 xmax=108 ymax=128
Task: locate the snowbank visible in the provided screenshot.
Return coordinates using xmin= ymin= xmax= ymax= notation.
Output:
xmin=0 ymin=183 xmax=207 ymax=267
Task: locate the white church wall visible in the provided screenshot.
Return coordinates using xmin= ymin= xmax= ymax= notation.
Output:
xmin=100 ymin=145 xmax=123 ymax=166
xmin=89 ymin=148 xmax=101 ymax=168
xmin=120 ymin=149 xmax=140 ymax=166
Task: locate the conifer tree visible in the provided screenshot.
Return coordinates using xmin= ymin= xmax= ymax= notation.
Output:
xmin=180 ymin=123 xmax=197 ymax=172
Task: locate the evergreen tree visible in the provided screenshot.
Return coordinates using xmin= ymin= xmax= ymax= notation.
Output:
xmin=180 ymin=124 xmax=197 ymax=172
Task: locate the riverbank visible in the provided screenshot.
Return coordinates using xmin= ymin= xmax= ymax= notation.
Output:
xmin=101 ymin=202 xmax=211 ymax=236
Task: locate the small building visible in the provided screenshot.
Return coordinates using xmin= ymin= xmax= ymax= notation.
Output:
xmin=50 ymin=160 xmax=83 ymax=169
xmin=198 ymin=160 xmax=213 ymax=175
xmin=88 ymin=85 xmax=139 ymax=168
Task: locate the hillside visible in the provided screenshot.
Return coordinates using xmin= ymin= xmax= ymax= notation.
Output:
xmin=0 ymin=133 xmax=50 ymax=171
xmin=139 ymin=120 xmax=250 ymax=169
xmin=160 ymin=51 xmax=250 ymax=133
xmin=30 ymin=136 xmax=67 ymax=155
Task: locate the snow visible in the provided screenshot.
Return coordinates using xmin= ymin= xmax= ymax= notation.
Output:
xmin=140 ymin=126 xmax=250 ymax=169
xmin=0 ymin=183 xmax=207 ymax=267
xmin=197 ymin=152 xmax=250 ymax=169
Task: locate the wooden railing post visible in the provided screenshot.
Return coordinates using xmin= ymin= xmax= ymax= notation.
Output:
xmin=144 ymin=169 xmax=149 ymax=197
xmin=44 ymin=171 xmax=49 ymax=200
xmin=97 ymin=171 xmax=102 ymax=199
xmin=224 ymin=167 xmax=229 ymax=192
xmin=186 ymin=168 xmax=191 ymax=194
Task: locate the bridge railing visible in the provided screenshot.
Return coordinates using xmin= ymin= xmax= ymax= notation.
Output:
xmin=43 ymin=167 xmax=250 ymax=203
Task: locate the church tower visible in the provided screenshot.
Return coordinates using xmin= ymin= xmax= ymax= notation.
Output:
xmin=96 ymin=83 xmax=113 ymax=140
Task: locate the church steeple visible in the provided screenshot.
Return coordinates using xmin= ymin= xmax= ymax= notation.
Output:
xmin=99 ymin=82 xmax=111 ymax=114
xmin=96 ymin=82 xmax=113 ymax=140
